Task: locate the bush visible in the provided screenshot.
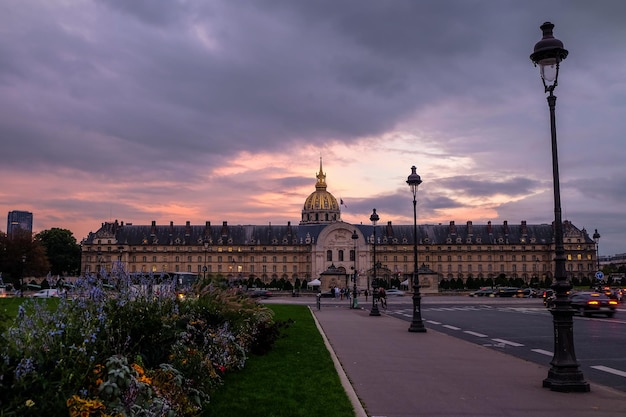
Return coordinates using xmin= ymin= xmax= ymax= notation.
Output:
xmin=0 ymin=273 xmax=279 ymax=416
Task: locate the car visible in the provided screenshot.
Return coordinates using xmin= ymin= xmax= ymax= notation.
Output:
xmin=569 ymin=291 xmax=617 ymax=317
xmin=318 ymin=290 xmax=336 ymax=298
xmin=494 ymin=287 xmax=521 ymax=297
xmin=515 ymin=288 xmax=537 ymax=298
xmin=32 ymin=289 xmax=63 ymax=298
xmin=542 ymin=289 xmax=555 ymax=306
xmin=469 ymin=288 xmax=495 ymax=297
xmin=385 ymin=289 xmax=405 ymax=297
xmin=248 ymin=289 xmax=272 ymax=298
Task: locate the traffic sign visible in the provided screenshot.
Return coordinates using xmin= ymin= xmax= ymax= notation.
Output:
xmin=595 ymin=271 xmax=604 ymax=280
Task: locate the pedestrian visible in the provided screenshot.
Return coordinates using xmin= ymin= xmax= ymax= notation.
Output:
xmin=364 ymin=289 xmax=369 ymax=301
xmin=378 ymin=287 xmax=387 ymax=309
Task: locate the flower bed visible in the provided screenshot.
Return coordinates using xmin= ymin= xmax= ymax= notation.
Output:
xmin=0 ymin=274 xmax=280 ymax=416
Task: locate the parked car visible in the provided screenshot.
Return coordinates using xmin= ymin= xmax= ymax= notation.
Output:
xmin=248 ymin=289 xmax=272 ymax=298
xmin=469 ymin=288 xmax=495 ymax=297
xmin=32 ymin=289 xmax=63 ymax=298
xmin=385 ymin=289 xmax=405 ymax=297
xmin=569 ymin=291 xmax=617 ymax=317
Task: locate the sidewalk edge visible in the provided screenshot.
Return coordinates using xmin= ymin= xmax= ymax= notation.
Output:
xmin=309 ymin=306 xmax=368 ymax=417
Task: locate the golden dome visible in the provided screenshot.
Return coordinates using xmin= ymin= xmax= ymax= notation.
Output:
xmin=300 ymin=158 xmax=341 ymax=224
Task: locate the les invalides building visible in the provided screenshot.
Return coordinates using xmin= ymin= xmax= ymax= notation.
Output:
xmin=81 ymin=160 xmax=598 ymax=291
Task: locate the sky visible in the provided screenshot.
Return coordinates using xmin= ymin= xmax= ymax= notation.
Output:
xmin=1 ymin=0 xmax=625 ymax=257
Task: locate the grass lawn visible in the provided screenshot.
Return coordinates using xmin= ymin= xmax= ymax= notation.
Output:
xmin=204 ymin=304 xmax=356 ymax=417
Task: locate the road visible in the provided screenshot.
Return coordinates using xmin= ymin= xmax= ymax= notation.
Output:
xmin=384 ymin=295 xmax=626 ymax=393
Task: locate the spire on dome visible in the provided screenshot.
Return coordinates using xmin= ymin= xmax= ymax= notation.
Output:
xmin=316 ymin=156 xmax=327 ymax=190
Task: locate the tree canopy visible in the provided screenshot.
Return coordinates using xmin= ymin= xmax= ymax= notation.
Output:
xmin=35 ymin=228 xmax=81 ymax=276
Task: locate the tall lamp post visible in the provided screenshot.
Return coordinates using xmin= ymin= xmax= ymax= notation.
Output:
xmin=20 ymin=255 xmax=26 ymax=295
xmin=593 ymin=229 xmax=601 ymax=273
xmin=530 ymin=21 xmax=589 ymax=392
xmin=407 ymin=166 xmax=426 ymax=333
xmin=203 ymin=241 xmax=209 ymax=281
xmin=369 ymin=209 xmax=381 ymax=316
xmin=351 ymin=230 xmax=358 ymax=309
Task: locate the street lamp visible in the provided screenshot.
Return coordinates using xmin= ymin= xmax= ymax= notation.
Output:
xmin=530 ymin=21 xmax=589 ymax=392
xmin=20 ymin=255 xmax=26 ymax=295
xmin=203 ymin=241 xmax=209 ymax=281
xmin=593 ymin=229 xmax=601 ymax=272
xmin=407 ymin=166 xmax=426 ymax=333
xmin=369 ymin=209 xmax=381 ymax=316
xmin=351 ymin=230 xmax=358 ymax=309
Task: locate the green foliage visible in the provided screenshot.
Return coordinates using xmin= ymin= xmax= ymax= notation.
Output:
xmin=35 ymin=228 xmax=82 ymax=276
xmin=0 ymin=229 xmax=49 ymax=289
xmin=0 ymin=274 xmax=280 ymax=416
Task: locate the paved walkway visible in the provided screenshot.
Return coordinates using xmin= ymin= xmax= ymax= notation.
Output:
xmin=308 ymin=300 xmax=626 ymax=417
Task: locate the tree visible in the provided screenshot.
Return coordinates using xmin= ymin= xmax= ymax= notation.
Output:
xmin=35 ymin=228 xmax=81 ymax=276
xmin=0 ymin=229 xmax=49 ymax=289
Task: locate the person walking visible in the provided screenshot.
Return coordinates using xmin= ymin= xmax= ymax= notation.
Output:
xmin=378 ymin=287 xmax=387 ymax=309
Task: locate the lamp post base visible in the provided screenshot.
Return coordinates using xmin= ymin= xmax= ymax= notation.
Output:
xmin=543 ymin=294 xmax=589 ymax=392
xmin=543 ymin=372 xmax=590 ymax=393
xmin=370 ymin=300 xmax=381 ymax=316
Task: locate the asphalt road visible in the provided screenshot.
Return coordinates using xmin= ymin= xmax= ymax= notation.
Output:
xmin=384 ymin=295 xmax=626 ymax=393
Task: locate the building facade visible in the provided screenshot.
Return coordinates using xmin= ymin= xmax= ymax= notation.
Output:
xmin=80 ymin=161 xmax=598 ymax=290
xmin=7 ymin=210 xmax=33 ymax=238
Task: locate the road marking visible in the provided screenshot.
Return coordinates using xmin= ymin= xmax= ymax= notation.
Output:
xmin=426 ymin=320 xmax=441 ymax=325
xmin=531 ymin=349 xmax=553 ymax=356
xmin=491 ymin=338 xmax=524 ymax=347
xmin=443 ymin=325 xmax=461 ymax=330
xmin=464 ymin=331 xmax=488 ymax=338
xmin=591 ymin=365 xmax=626 ymax=378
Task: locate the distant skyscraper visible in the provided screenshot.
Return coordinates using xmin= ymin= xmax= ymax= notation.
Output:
xmin=7 ymin=210 xmax=33 ymax=238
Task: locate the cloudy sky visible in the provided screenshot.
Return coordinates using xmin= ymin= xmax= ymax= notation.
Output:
xmin=2 ymin=0 xmax=625 ymax=256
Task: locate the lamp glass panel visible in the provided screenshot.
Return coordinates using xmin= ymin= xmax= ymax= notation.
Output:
xmin=539 ymin=58 xmax=558 ymax=83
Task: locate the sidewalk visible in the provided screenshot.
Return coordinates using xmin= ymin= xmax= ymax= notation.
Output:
xmin=311 ymin=303 xmax=626 ymax=417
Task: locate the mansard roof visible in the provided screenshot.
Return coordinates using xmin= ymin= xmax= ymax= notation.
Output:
xmin=84 ymin=219 xmax=593 ymax=247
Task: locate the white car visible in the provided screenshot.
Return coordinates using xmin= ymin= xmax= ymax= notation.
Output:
xmin=32 ymin=289 xmax=63 ymax=298
xmin=385 ymin=289 xmax=405 ymax=297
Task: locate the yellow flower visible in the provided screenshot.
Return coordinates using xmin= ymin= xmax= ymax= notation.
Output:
xmin=131 ymin=363 xmax=145 ymax=376
xmin=25 ymin=399 xmax=35 ymax=407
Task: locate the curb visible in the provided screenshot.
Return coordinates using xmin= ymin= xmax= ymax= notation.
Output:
xmin=309 ymin=306 xmax=369 ymax=417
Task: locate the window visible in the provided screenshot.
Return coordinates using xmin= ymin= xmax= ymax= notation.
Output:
xmin=327 ymin=250 xmax=332 ymax=261
xmin=338 ymin=250 xmax=344 ymax=262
